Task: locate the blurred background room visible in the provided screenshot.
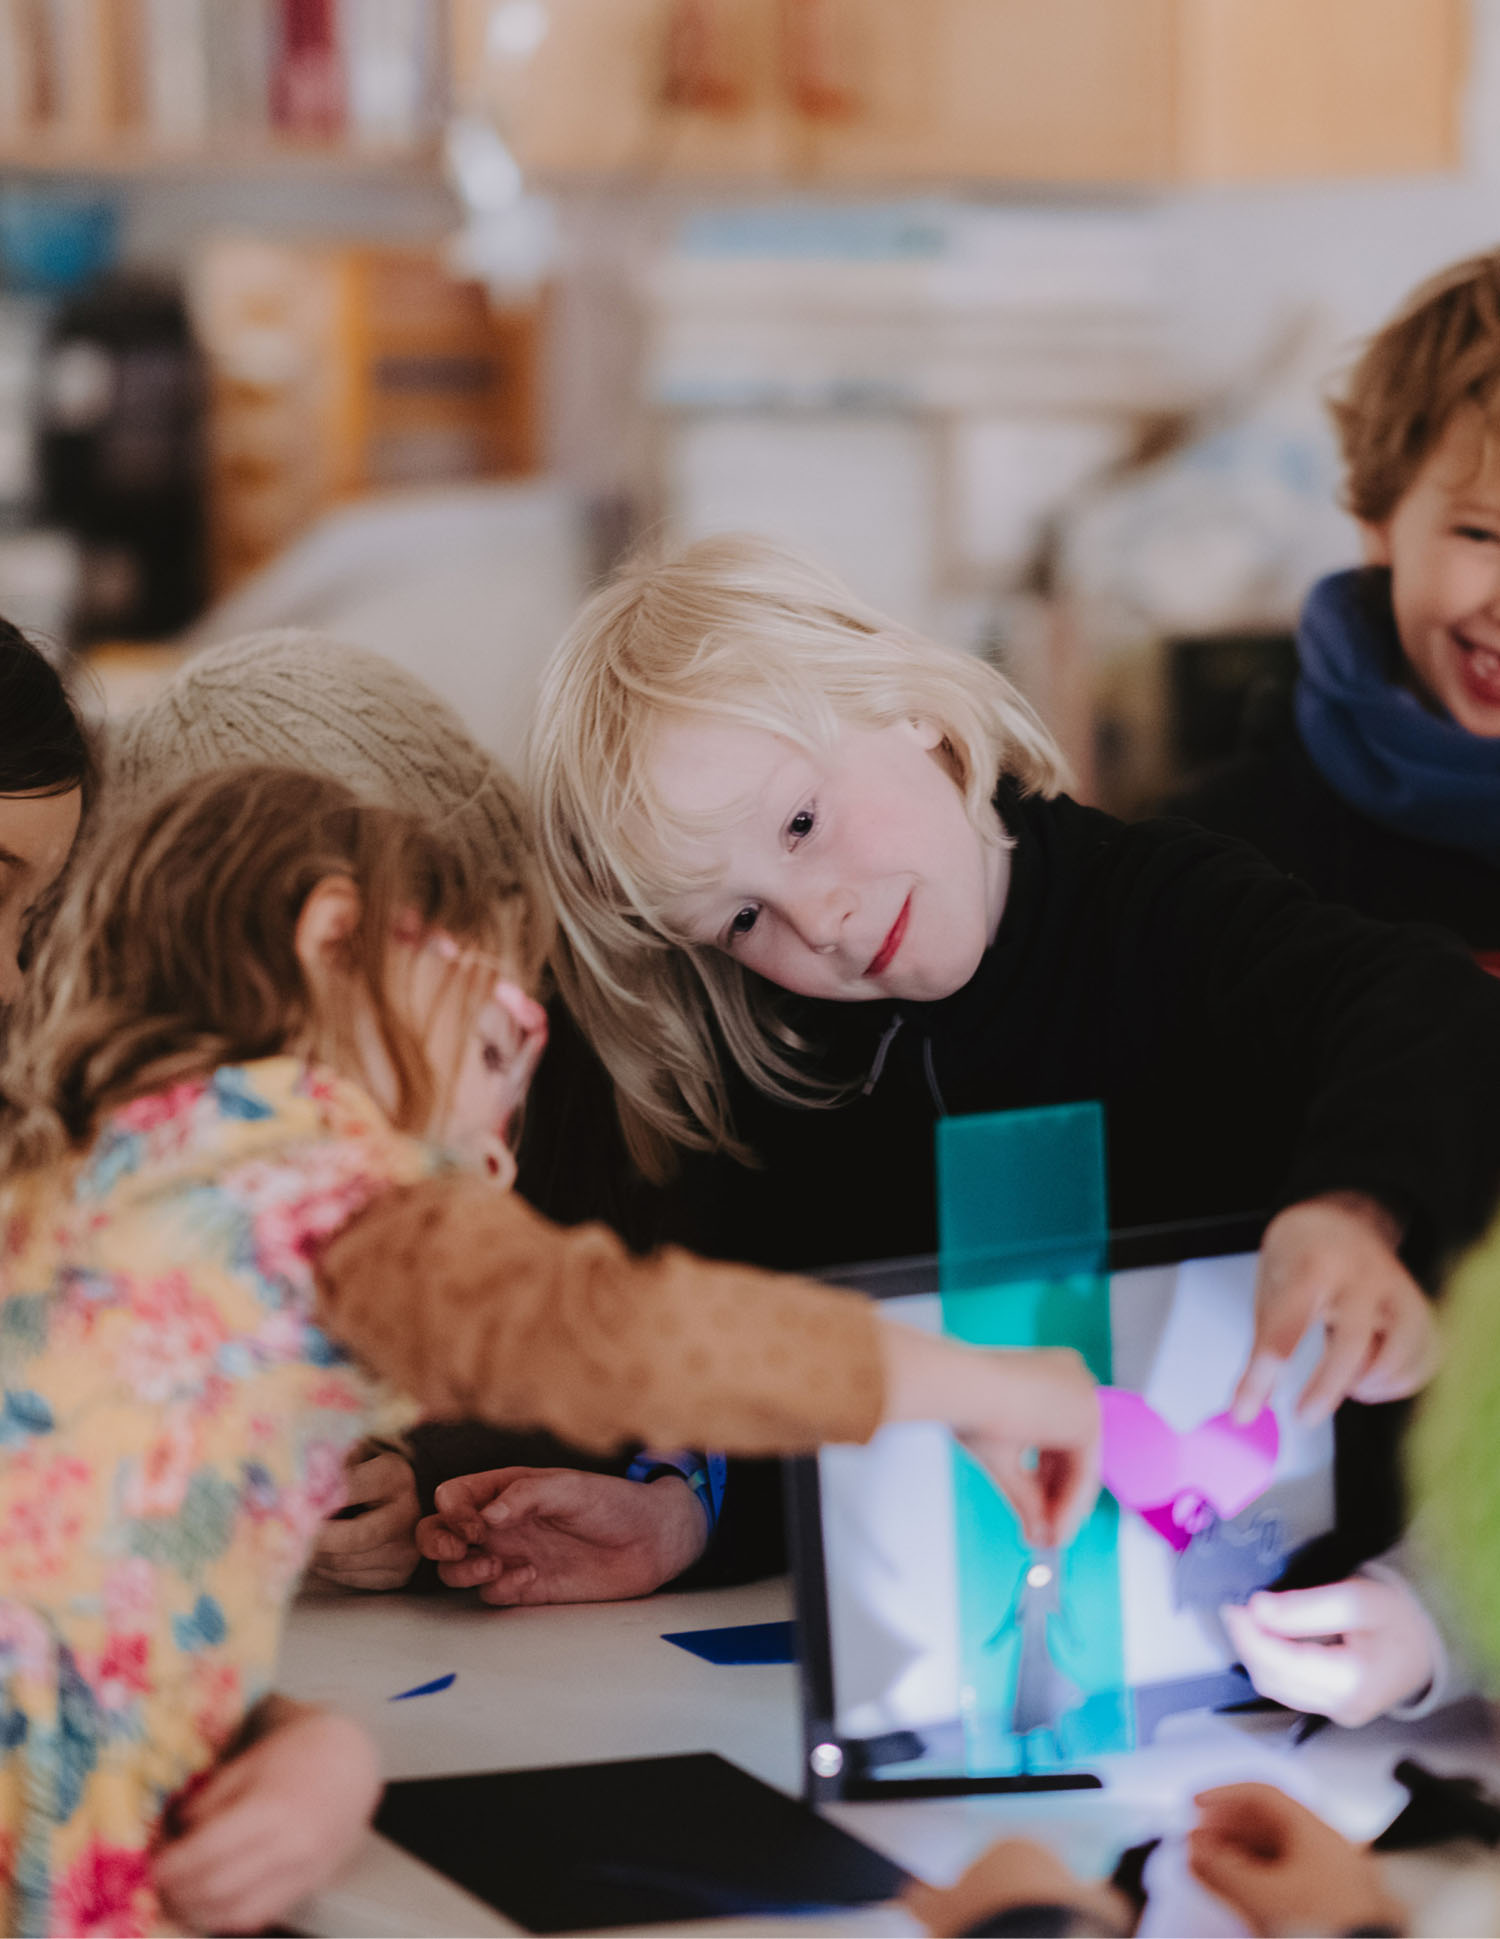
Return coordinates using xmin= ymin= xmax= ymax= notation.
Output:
xmin=0 ymin=0 xmax=1495 ymax=796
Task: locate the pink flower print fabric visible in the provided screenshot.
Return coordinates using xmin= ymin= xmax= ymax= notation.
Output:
xmin=0 ymin=1056 xmax=438 ymax=1935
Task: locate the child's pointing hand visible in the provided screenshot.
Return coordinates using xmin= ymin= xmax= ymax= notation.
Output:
xmin=1234 ymin=1192 xmax=1438 ymax=1424
xmin=880 ymin=1328 xmax=1100 ymax=1548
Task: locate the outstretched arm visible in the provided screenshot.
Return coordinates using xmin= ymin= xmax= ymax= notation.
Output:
xmin=314 ymin=1175 xmax=1099 ymax=1546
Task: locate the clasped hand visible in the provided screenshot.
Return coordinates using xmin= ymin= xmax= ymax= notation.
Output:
xmin=416 ymin=1466 xmax=711 ymax=1604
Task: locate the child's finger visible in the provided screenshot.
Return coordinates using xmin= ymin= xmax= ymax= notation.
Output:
xmin=423 ymin=1489 xmax=488 ymax=1543
xmin=1187 ymin=1826 xmax=1270 ymax=1908
xmin=1231 ymin=1351 xmax=1288 ymax=1424
xmin=1192 ymin=1783 xmax=1302 ymax=1852
xmin=1350 ymin=1302 xmax=1437 ymax=1403
xmin=1295 ymin=1318 xmax=1373 ymax=1422
xmin=980 ymin=1445 xmax=1046 ymax=1547
xmin=474 ymin=1562 xmax=539 ymax=1605
xmin=344 ymin=1450 xmax=410 ymax=1501
xmin=436 ymin=1551 xmax=505 ymax=1588
xmin=1242 ymin=1581 xmax=1368 ymax=1639
xmin=1224 ymin=1610 xmax=1360 ymax=1716
xmin=480 ymin=1472 xmax=579 ymax=1521
xmin=479 ymin=1470 xmax=583 ymax=1525
xmin=1036 ymin=1446 xmax=1096 ymax=1549
xmin=156 ymin=1798 xmax=262 ymax=1886
xmin=160 ymin=1840 xmax=290 ymax=1936
xmin=1238 ymin=1244 xmax=1333 ymax=1421
xmin=432 ymin=1468 xmax=528 ymax=1529
xmin=316 ymin=1498 xmax=409 ymax=1557
xmin=167 ymin=1755 xmax=256 ymax=1833
xmin=321 ymin=1560 xmax=416 ymax=1591
xmin=414 ymin=1515 xmax=471 ymax=1562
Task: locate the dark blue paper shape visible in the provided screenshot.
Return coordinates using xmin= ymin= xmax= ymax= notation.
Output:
xmin=391 ymin=1671 xmax=458 ymax=1701
xmin=662 ymin=1621 xmax=796 ymax=1665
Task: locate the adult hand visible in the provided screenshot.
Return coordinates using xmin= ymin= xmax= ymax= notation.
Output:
xmin=416 ymin=1466 xmax=709 ymax=1605
xmin=1222 ymin=1576 xmax=1437 ymax=1727
xmin=154 ymin=1700 xmax=380 ymax=1934
xmin=1188 ymin=1783 xmax=1406 ymax=1937
xmin=1234 ymin=1193 xmax=1436 ymax=1424
xmin=904 ymin=1837 xmax=1132 ymax=1937
xmin=310 ymin=1449 xmax=421 ymax=1591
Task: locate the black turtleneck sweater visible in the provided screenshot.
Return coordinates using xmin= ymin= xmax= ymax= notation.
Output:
xmin=1169 ymin=690 xmax=1500 ymax=960
xmin=689 ymin=783 xmax=1500 ymax=1285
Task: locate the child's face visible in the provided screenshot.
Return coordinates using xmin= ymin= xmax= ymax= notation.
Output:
xmin=295 ymin=883 xmax=546 ymax=1178
xmin=1364 ymin=406 xmax=1500 ymax=736
xmin=649 ymin=716 xmax=1009 ymax=1003
xmin=0 ymin=785 xmax=81 ymax=1005
xmin=400 ymin=937 xmax=548 ymax=1187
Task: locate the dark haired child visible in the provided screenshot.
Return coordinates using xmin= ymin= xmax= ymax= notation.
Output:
xmin=0 ymin=616 xmax=91 ymax=1009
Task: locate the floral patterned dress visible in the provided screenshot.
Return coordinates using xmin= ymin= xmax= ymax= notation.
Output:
xmin=0 ymin=1056 xmax=438 ymax=1937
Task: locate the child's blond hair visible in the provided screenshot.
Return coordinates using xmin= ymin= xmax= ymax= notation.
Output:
xmin=530 ymin=533 xmax=1068 ymax=1179
xmin=1331 ymin=249 xmax=1500 ymax=523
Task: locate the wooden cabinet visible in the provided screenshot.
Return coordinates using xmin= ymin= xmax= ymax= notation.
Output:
xmin=792 ymin=0 xmax=1181 ymax=185
xmin=475 ymin=0 xmax=1465 ymax=187
xmin=1172 ymin=0 xmax=1466 ymax=183
xmin=453 ymin=0 xmax=789 ymax=178
xmin=4 ymin=1 xmax=1463 ymax=189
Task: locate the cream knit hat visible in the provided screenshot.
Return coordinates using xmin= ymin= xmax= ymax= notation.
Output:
xmin=107 ymin=628 xmax=542 ymax=925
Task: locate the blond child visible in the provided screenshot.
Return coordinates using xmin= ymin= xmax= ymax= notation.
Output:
xmin=519 ymin=532 xmax=1500 ymax=1590
xmin=0 ymin=762 xmax=1096 ymax=1936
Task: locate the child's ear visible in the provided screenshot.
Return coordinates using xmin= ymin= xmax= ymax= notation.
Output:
xmin=906 ymin=717 xmax=947 ymax=752
xmin=294 ymin=875 xmax=363 ymax=996
xmin=1359 ymin=520 xmax=1394 ymax=567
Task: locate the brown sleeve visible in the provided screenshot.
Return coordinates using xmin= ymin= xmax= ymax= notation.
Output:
xmin=312 ymin=1174 xmax=884 ymax=1456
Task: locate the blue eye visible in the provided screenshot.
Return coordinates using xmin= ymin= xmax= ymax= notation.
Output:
xmin=728 ymin=906 xmax=759 ymax=940
xmin=788 ymin=807 xmax=815 ymax=839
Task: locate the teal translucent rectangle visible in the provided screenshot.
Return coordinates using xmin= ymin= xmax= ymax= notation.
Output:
xmin=936 ymin=1102 xmax=1107 ymax=1293
xmin=936 ymin=1103 xmax=1129 ymax=1773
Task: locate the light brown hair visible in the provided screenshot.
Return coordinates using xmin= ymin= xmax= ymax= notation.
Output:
xmin=1331 ymin=249 xmax=1500 ymax=523
xmin=0 ymin=765 xmax=549 ymax=1174
xmin=530 ymin=532 xmax=1069 ymax=1180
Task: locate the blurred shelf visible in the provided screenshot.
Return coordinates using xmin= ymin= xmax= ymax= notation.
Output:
xmin=79 ymin=639 xmax=191 ymax=718
xmin=0 ymin=133 xmax=444 ymax=182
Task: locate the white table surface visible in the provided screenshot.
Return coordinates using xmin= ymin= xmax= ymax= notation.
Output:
xmin=277 ymin=1577 xmax=1500 ymax=1938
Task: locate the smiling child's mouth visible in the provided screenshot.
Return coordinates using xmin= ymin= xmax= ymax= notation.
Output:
xmin=1456 ymin=629 xmax=1500 ymax=707
xmin=866 ymin=895 xmax=911 ymax=977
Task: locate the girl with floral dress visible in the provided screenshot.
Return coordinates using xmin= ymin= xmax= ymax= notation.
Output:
xmin=0 ymin=763 xmax=1097 ymax=1936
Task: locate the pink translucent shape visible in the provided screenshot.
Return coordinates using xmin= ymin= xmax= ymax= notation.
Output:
xmin=1099 ymin=1387 xmax=1279 ymax=1552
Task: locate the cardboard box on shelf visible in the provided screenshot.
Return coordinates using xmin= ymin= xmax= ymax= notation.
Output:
xmin=190 ymin=238 xmax=542 ymax=594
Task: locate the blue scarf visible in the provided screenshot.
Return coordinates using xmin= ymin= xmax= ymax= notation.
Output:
xmin=1295 ymin=567 xmax=1500 ymax=865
